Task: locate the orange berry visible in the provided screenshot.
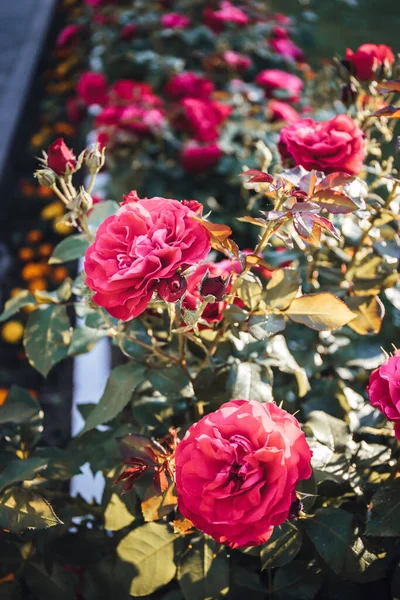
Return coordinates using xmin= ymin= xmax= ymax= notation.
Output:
xmin=52 ymin=266 xmax=69 ymax=283
xmin=53 ymin=220 xmax=72 ymax=236
xmin=26 ymin=230 xmax=43 ymax=243
xmin=38 ymin=243 xmax=53 ymax=258
xmin=28 ymin=278 xmax=47 ymax=292
xmin=38 ymin=185 xmax=54 ymax=199
xmin=2 ymin=321 xmax=24 ymax=344
xmin=41 ymin=201 xmax=64 ymax=220
xmin=21 ymin=262 xmax=49 ymax=280
xmin=18 ymin=247 xmax=35 ymax=261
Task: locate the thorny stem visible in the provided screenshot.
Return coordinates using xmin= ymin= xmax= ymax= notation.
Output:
xmin=346 ymin=182 xmax=398 ymax=282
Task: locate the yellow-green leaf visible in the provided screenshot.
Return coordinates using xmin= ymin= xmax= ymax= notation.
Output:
xmin=284 ymin=293 xmax=356 ymax=331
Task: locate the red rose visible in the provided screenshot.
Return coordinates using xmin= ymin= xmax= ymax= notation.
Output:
xmin=47 ymin=138 xmax=77 ymax=175
xmin=175 ymin=399 xmax=312 ymax=548
xmin=109 ymin=80 xmax=161 ymax=107
xmin=164 ymin=72 xmax=214 ymax=101
xmin=84 ymin=196 xmax=211 ymax=321
xmin=270 ymin=38 xmax=304 ymax=62
xmin=180 ymin=143 xmax=222 ymax=174
xmin=268 ymin=100 xmax=299 ymax=124
xmin=204 ymin=1 xmax=249 ymax=32
xmin=256 ymin=69 xmax=303 ymax=103
xmin=367 ymin=351 xmax=400 ymax=439
xmin=179 ymin=98 xmax=232 ymax=142
xmin=345 ymin=44 xmax=395 ymax=81
xmin=278 ymin=115 xmax=365 ymax=175
xmin=56 ymin=25 xmax=80 ymax=47
xmin=66 ymin=96 xmax=85 ymax=124
xmin=222 ymin=50 xmax=252 ymax=71
xmin=183 ymin=261 xmax=233 ymax=323
xmin=161 ymin=12 xmax=191 ymax=29
xmin=157 ymin=274 xmax=188 ymax=302
xmin=120 ymin=23 xmax=137 ymax=40
xmin=77 ymin=72 xmax=108 ymax=106
xmin=119 ymin=106 xmax=165 ymax=135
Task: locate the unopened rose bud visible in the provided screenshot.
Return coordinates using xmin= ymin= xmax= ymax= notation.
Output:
xmin=34 ymin=168 xmax=56 ymax=187
xmin=288 ymin=497 xmax=303 ymax=520
xmin=341 ymin=83 xmax=357 ymax=107
xmin=47 ymin=138 xmax=77 ymax=176
xmin=69 ymin=188 xmax=93 ymax=214
xmin=157 ymin=274 xmax=187 ymax=302
xmin=181 ymin=200 xmax=203 ymax=215
xmin=200 ymin=275 xmax=229 ymax=302
xmin=85 ymin=143 xmax=106 ymax=174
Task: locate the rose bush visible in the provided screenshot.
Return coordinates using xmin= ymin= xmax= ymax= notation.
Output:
xmin=175 ymin=400 xmax=312 ymax=548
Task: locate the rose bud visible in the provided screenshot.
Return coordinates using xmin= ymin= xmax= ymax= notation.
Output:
xmin=157 ymin=274 xmax=188 ymax=302
xmin=288 ymin=497 xmax=303 ymax=520
xmin=34 ymin=168 xmax=56 ymax=187
xmin=341 ymin=82 xmax=358 ymax=107
xmin=367 ymin=350 xmax=400 ymax=439
xmin=200 ymin=275 xmax=229 ymax=302
xmin=47 ymin=138 xmax=77 ymax=176
xmin=85 ymin=144 xmax=105 ymax=174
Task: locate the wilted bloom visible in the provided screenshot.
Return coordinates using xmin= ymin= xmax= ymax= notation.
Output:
xmin=180 ymin=143 xmax=222 ymax=174
xmin=161 ymin=12 xmax=191 ymax=29
xmin=367 ymin=350 xmax=400 ymax=438
xmin=84 ymin=196 xmax=211 ymax=320
xmin=157 ymin=274 xmax=188 ymax=302
xmin=344 ymin=43 xmax=394 ymax=81
xmin=256 ymin=70 xmax=303 ymax=103
xmin=47 ymin=138 xmax=77 ymax=175
xmin=175 ymin=400 xmax=312 ymax=547
xmin=77 ymin=72 xmax=108 ymax=106
xmin=278 ymin=115 xmax=365 ymax=175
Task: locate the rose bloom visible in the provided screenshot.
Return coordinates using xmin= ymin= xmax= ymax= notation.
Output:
xmin=120 ymin=23 xmax=137 ymax=40
xmin=47 ymin=138 xmax=77 ymax=175
xmin=270 ymin=38 xmax=304 ymax=62
xmin=109 ymin=80 xmax=162 ymax=107
xmin=119 ymin=106 xmax=166 ymax=135
xmin=204 ymin=1 xmax=249 ymax=33
xmin=175 ymin=399 xmax=312 ymax=548
xmin=56 ymin=25 xmax=80 ymax=47
xmin=268 ymin=100 xmax=299 ymax=124
xmin=345 ymin=43 xmax=395 ymax=81
xmin=84 ymin=196 xmax=211 ymax=320
xmin=77 ymin=72 xmax=108 ymax=106
xmin=66 ymin=96 xmax=85 ymax=124
xmin=222 ymin=50 xmax=252 ymax=71
xmin=256 ymin=70 xmax=303 ymax=103
xmin=180 ymin=143 xmax=222 ymax=174
xmin=164 ymin=72 xmax=214 ymax=101
xmin=367 ymin=351 xmax=400 ymax=438
xmin=178 ymin=98 xmax=232 ymax=142
xmin=161 ymin=12 xmax=191 ymax=29
xmin=183 ymin=261 xmax=233 ymax=323
xmin=278 ymin=115 xmax=365 ymax=175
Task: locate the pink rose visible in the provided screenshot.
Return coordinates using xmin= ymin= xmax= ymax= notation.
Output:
xmin=164 ymin=72 xmax=214 ymax=101
xmin=204 ymin=1 xmax=249 ymax=33
xmin=345 ymin=44 xmax=395 ymax=81
xmin=161 ymin=12 xmax=191 ymax=29
xmin=222 ymin=50 xmax=252 ymax=71
xmin=278 ymin=115 xmax=365 ymax=175
xmin=180 ymin=143 xmax=222 ymax=174
xmin=77 ymin=72 xmax=108 ymax=107
xmin=175 ymin=399 xmax=312 ymax=548
xmin=270 ymin=38 xmax=304 ymax=62
xmin=256 ymin=69 xmax=303 ymax=103
xmin=56 ymin=25 xmax=80 ymax=47
xmin=120 ymin=106 xmax=165 ymax=135
xmin=268 ymin=100 xmax=299 ymax=124
xmin=178 ymin=98 xmax=232 ymax=142
xmin=84 ymin=196 xmax=211 ymax=320
xmin=367 ymin=351 xmax=400 ymax=438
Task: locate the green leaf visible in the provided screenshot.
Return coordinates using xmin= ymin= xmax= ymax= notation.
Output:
xmin=305 ymin=411 xmax=351 ymax=452
xmin=0 ymin=290 xmax=35 ymax=323
xmin=23 ymin=562 xmax=78 ymax=600
xmin=260 ymin=523 xmax=302 ymax=570
xmin=302 ymin=508 xmax=354 ymax=575
xmin=116 ymin=522 xmax=177 ymax=596
xmin=366 ymin=479 xmax=400 ymax=537
xmin=0 ymin=386 xmax=40 ymax=425
xmin=265 ymin=268 xmax=300 ymax=310
xmin=33 ymin=278 xmax=73 ymax=304
xmin=88 ymin=200 xmax=119 ymax=230
xmin=80 ymin=363 xmax=147 ymax=434
xmin=178 ymin=537 xmax=229 ymax=600
xmin=236 ymin=272 xmax=263 ymax=311
xmin=67 ymin=326 xmax=107 ymax=357
xmin=24 ymin=305 xmax=71 ymax=377
xmin=49 ymin=235 xmax=90 ymax=264
xmin=284 ymin=293 xmax=356 ymax=331
xmin=0 ymin=487 xmax=62 ymax=532
xmin=248 ymin=313 xmax=286 ymax=341
xmin=265 ymin=335 xmax=310 ymax=398
xmin=272 ymin=561 xmax=322 ymax=600
xmin=148 ymin=365 xmax=193 ymax=399
xmin=0 ymin=457 xmax=48 ymax=492
xmin=228 ymin=361 xmax=273 ymax=403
